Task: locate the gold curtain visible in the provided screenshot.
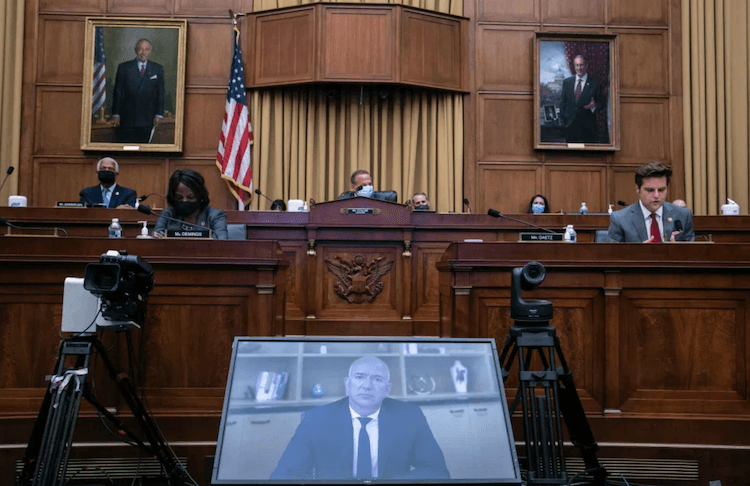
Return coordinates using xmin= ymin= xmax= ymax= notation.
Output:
xmin=248 ymin=0 xmax=463 ymax=211
xmin=0 ymin=0 xmax=24 ymax=203
xmin=683 ymin=0 xmax=749 ymax=214
xmin=250 ymin=87 xmax=463 ymax=211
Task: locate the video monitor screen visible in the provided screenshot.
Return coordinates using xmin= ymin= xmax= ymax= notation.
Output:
xmin=212 ymin=337 xmax=521 ymax=485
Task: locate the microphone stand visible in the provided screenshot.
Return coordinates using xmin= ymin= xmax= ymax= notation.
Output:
xmin=137 ymin=204 xmax=213 ymax=238
xmin=0 ymin=166 xmax=14 ymax=195
xmin=487 ymin=209 xmax=558 ymax=234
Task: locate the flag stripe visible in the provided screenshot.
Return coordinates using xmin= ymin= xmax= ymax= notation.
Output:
xmin=92 ymin=27 xmax=106 ymax=115
xmin=216 ymin=32 xmax=253 ymax=203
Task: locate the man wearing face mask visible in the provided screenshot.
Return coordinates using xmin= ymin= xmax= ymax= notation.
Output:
xmin=411 ymin=192 xmax=431 ymax=211
xmin=338 ymin=170 xmax=398 ymax=203
xmin=79 ymin=157 xmax=137 ymax=208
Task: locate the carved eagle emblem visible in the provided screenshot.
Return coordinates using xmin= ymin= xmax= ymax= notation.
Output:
xmin=324 ymin=254 xmax=394 ymax=303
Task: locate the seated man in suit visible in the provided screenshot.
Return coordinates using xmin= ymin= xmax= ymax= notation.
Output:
xmin=79 ymin=157 xmax=137 ymax=208
xmin=608 ymin=162 xmax=694 ymax=242
xmin=338 ymin=169 xmax=398 ymax=202
xmin=271 ymin=356 xmax=449 ymax=480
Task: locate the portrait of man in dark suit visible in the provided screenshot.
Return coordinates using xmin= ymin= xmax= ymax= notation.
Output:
xmin=271 ymin=356 xmax=449 ymax=480
xmin=559 ymin=55 xmax=606 ymax=143
xmin=111 ymin=38 xmax=165 ymax=143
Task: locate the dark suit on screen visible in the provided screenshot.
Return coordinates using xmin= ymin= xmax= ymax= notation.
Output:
xmin=608 ymin=201 xmax=695 ymax=242
xmin=111 ymin=59 xmax=165 ymax=143
xmin=559 ymin=74 xmax=605 ymax=143
xmin=270 ymin=397 xmax=449 ymax=480
xmin=79 ymin=184 xmax=137 ymax=208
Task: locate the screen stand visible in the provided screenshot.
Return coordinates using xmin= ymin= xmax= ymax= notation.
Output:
xmin=15 ymin=335 xmax=188 ymax=486
xmin=498 ymin=323 xmax=607 ymax=486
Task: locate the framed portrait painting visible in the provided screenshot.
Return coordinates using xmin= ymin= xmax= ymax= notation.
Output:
xmin=534 ymin=33 xmax=619 ymax=151
xmin=81 ymin=17 xmax=187 ymax=152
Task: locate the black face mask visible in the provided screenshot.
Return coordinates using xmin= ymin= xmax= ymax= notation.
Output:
xmin=414 ymin=205 xmax=430 ymax=211
xmin=174 ymin=201 xmax=200 ymax=216
xmin=98 ymin=170 xmax=116 ymax=185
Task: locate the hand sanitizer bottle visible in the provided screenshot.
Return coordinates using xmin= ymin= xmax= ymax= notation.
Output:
xmin=564 ymin=224 xmax=577 ymax=242
xmin=136 ymin=220 xmax=153 ymax=238
xmin=608 ymin=204 xmax=613 ymax=215
xmin=579 ymin=202 xmax=589 ymax=214
xmin=108 ymin=218 xmax=122 ymax=238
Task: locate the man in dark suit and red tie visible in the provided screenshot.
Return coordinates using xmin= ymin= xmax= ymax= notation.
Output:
xmin=271 ymin=356 xmax=449 ymax=480
xmin=608 ymin=162 xmax=695 ymax=243
xmin=111 ymin=38 xmax=165 ymax=143
xmin=559 ymin=55 xmax=605 ymax=143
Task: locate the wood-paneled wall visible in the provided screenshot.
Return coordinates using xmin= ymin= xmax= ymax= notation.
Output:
xmin=19 ymin=0 xmax=260 ymax=210
xmin=463 ymin=0 xmax=683 ymax=214
xmin=17 ymin=0 xmax=683 ymax=214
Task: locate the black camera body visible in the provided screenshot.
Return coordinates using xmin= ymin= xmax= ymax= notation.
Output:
xmin=510 ymin=261 xmax=553 ymax=323
xmin=83 ymin=250 xmax=154 ymax=327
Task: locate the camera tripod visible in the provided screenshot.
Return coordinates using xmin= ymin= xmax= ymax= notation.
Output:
xmin=16 ymin=334 xmax=188 ymax=486
xmin=498 ymin=322 xmax=607 ymax=486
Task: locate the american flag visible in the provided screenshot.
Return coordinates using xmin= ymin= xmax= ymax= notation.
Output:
xmin=91 ymin=27 xmax=106 ymax=115
xmin=216 ymin=31 xmax=253 ymax=204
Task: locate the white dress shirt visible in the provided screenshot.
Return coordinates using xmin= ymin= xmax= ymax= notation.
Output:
xmin=639 ymin=200 xmax=664 ymax=240
xmin=350 ymin=406 xmax=381 ymax=478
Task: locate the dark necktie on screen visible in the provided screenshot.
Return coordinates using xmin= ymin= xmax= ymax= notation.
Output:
xmin=356 ymin=417 xmax=372 ymax=478
xmin=140 ymin=63 xmax=145 ymax=76
xmin=650 ymin=213 xmax=662 ymax=242
xmin=574 ymin=78 xmax=583 ymax=101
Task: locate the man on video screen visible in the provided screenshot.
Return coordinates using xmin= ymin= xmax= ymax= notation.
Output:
xmin=271 ymin=356 xmax=449 ymax=480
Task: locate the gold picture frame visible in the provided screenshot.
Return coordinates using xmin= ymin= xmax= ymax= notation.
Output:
xmin=80 ymin=17 xmax=187 ymax=152
xmin=534 ymin=33 xmax=619 ymax=151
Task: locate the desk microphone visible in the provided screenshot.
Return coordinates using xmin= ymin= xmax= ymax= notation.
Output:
xmin=254 ymin=188 xmax=279 ymax=209
xmin=0 ymin=166 xmax=14 ymax=194
xmin=137 ymin=193 xmax=165 ymax=203
xmin=0 ymin=216 xmax=68 ymax=235
xmin=78 ymin=189 xmax=106 ymax=208
xmin=137 ymin=204 xmax=213 ymax=237
xmin=487 ymin=209 xmax=557 ymax=234
xmin=463 ymin=198 xmax=471 ymax=214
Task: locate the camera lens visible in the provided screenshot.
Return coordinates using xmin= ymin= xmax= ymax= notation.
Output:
xmin=521 ymin=261 xmax=545 ymax=287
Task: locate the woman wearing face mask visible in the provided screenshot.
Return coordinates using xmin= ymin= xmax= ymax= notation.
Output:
xmin=527 ymin=194 xmax=550 ymax=214
xmin=153 ymin=169 xmax=228 ymax=239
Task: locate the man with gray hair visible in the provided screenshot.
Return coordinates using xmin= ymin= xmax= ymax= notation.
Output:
xmin=79 ymin=157 xmax=137 ymax=208
xmin=272 ymin=356 xmax=449 ymax=480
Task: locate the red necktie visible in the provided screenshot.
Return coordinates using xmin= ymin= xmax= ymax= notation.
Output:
xmin=140 ymin=63 xmax=145 ymax=76
xmin=574 ymin=78 xmax=583 ymax=101
xmin=650 ymin=213 xmax=662 ymax=242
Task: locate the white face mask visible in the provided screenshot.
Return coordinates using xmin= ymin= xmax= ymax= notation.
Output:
xmin=357 ymin=185 xmax=374 ymax=198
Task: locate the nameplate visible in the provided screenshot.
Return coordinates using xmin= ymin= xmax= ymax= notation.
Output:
xmin=520 ymin=232 xmax=563 ymax=242
xmin=167 ymin=229 xmax=211 ymax=238
xmin=341 ymin=208 xmax=381 ymax=215
xmin=56 ymin=202 xmax=86 ymax=207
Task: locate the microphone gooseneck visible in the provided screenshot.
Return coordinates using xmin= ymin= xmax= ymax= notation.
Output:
xmin=254 ymin=188 xmax=277 ymax=208
xmin=138 ymin=204 xmax=213 ymax=236
xmin=617 ymin=200 xmax=628 ymax=207
xmin=487 ymin=209 xmax=556 ymax=234
xmin=0 ymin=166 xmax=15 ymax=194
xmin=463 ymin=198 xmax=471 ymax=214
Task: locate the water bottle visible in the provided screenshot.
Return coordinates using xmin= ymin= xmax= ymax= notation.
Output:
xmin=608 ymin=204 xmax=613 ymax=215
xmin=564 ymin=224 xmax=577 ymax=243
xmin=579 ymin=202 xmax=589 ymax=215
xmin=108 ymin=218 xmax=122 ymax=238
